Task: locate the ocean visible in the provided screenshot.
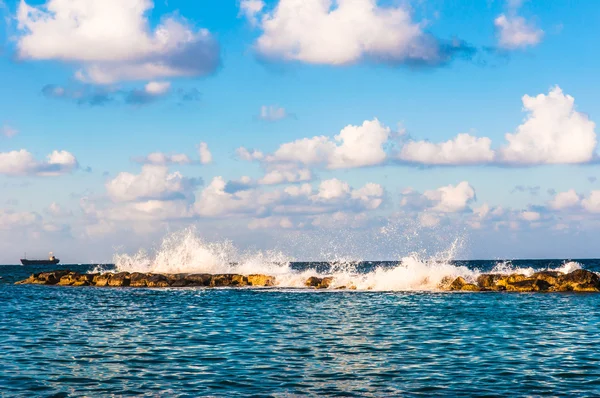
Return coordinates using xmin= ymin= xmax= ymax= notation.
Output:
xmin=2 ymin=259 xmax=600 ymax=396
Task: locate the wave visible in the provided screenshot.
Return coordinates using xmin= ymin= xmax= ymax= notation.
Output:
xmin=110 ymin=227 xmax=584 ymax=291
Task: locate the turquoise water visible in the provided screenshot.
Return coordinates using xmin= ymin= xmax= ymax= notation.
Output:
xmin=2 ymin=261 xmax=600 ymax=396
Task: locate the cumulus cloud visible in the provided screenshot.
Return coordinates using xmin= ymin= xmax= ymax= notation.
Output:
xmin=401 ymin=181 xmax=476 ymax=213
xmin=520 ymin=210 xmax=541 ymax=221
xmin=133 ymin=144 xmax=211 ymax=166
xmin=242 ymin=118 xmax=390 ymax=169
xmin=105 ymin=165 xmax=201 ymax=202
xmin=0 ymin=149 xmax=78 ymax=176
xmin=239 ymin=0 xmax=265 ymax=26
xmin=398 ymin=133 xmax=494 ymax=165
xmin=498 ymin=86 xmax=596 ymax=164
xmin=424 ymin=181 xmax=476 ymax=213
xmin=259 ymin=105 xmax=288 ymax=121
xmin=582 ymin=191 xmax=600 ymax=213
xmin=244 ymin=0 xmax=472 ymax=67
xmin=17 ymin=0 xmax=220 ymax=84
xmin=198 ymin=142 xmax=213 ymax=164
xmin=133 ymin=152 xmax=191 ymax=166
xmin=258 ymin=168 xmax=311 ymax=185
xmin=396 ymin=86 xmax=597 ymax=166
xmin=195 ymin=176 xmax=384 ymax=218
xmin=548 ymin=189 xmax=581 ymax=210
xmin=495 ymin=1 xmax=543 ymax=50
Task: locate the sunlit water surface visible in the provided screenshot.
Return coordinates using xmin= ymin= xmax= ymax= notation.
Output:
xmin=2 ymin=261 xmax=600 ymax=396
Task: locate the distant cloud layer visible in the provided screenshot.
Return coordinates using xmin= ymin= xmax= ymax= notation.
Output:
xmin=16 ymin=0 xmax=220 ymax=84
xmin=242 ymin=0 xmax=473 ymax=67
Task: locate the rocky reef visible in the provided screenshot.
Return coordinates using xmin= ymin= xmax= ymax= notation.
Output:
xmin=14 ymin=269 xmax=600 ymax=292
xmin=442 ymin=269 xmax=600 ymax=292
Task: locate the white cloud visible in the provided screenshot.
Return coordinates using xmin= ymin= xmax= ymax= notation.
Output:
xmin=315 ymin=178 xmax=350 ymax=200
xmin=424 ymin=181 xmax=476 ymax=213
xmin=258 ymin=168 xmax=311 ymax=185
xmin=0 ymin=149 xmax=78 ymax=176
xmin=195 ymin=176 xmax=383 ymax=218
xmin=245 ymin=0 xmax=459 ymax=66
xmin=396 ymin=86 xmax=597 ymax=166
xmin=248 ymin=216 xmax=293 ymax=230
xmin=582 ymin=191 xmax=600 ymax=213
xmin=2 ymin=125 xmax=18 ymax=138
xmin=17 ymin=0 xmax=219 ymax=84
xmin=236 ymin=147 xmax=264 ymax=161
xmin=498 ymin=86 xmax=597 ymax=164
xmin=398 ymin=133 xmax=494 ymax=165
xmin=495 ymin=5 xmax=543 ymax=50
xmin=0 ymin=209 xmax=40 ymax=230
xmin=520 ymin=210 xmax=541 ymax=221
xmin=135 ymin=152 xmax=192 ymax=166
xmin=145 ymin=81 xmax=171 ymax=96
xmin=105 ymin=165 xmax=200 ymax=202
xmin=253 ymin=118 xmax=390 ymax=169
xmin=259 ymin=105 xmax=287 ymax=121
xmin=548 ymin=189 xmax=581 ymax=210
xmin=239 ymin=0 xmax=265 ymax=26
xmin=125 ymin=81 xmax=172 ymax=104
xmin=198 ymin=142 xmax=212 ymax=164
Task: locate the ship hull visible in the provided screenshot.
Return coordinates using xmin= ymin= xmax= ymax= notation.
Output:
xmin=20 ymin=259 xmax=60 ymax=266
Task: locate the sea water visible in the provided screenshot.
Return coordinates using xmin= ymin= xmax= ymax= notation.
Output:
xmin=2 ymin=229 xmax=600 ymax=396
xmin=2 ymin=259 xmax=600 ymax=396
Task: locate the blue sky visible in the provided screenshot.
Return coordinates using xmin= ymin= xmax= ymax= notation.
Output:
xmin=1 ymin=0 xmax=600 ymax=263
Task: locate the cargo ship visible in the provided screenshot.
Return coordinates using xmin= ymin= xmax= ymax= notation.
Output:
xmin=20 ymin=252 xmax=60 ymax=266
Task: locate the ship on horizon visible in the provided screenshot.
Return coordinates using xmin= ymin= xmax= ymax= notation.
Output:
xmin=20 ymin=252 xmax=60 ymax=266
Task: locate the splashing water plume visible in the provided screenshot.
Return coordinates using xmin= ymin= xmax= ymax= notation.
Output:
xmin=110 ymin=228 xmax=586 ymax=291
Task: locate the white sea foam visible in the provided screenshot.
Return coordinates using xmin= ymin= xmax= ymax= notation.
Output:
xmin=110 ymin=227 xmax=586 ymax=291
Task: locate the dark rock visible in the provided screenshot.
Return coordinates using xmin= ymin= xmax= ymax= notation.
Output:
xmin=449 ymin=277 xmax=467 ymax=291
xmin=304 ymin=276 xmax=333 ymax=289
xmin=556 ymin=269 xmax=600 ymax=292
xmin=168 ymin=274 xmax=190 ymax=287
xmin=146 ymin=274 xmax=169 ymax=288
xmin=108 ymin=272 xmax=131 ymax=287
xmin=247 ymin=274 xmax=276 ymax=287
xmin=506 ymin=279 xmax=552 ymax=292
xmin=211 ymin=274 xmax=236 ymax=287
xmin=130 ymin=272 xmax=150 ymax=287
xmin=93 ymin=273 xmax=113 ymax=287
xmin=461 ymin=283 xmax=481 ymax=291
xmin=231 ymin=274 xmax=249 ymax=286
xmin=319 ymin=277 xmax=334 ymax=289
xmin=476 ymin=274 xmax=504 ymax=289
xmin=531 ymin=271 xmax=561 ymax=286
xmin=185 ymin=274 xmax=212 ymax=286
xmin=305 ymin=276 xmax=322 ymax=288
xmin=58 ymin=272 xmax=82 ymax=286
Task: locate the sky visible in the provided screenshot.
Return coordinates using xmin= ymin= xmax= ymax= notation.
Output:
xmin=1 ymin=0 xmax=600 ymax=263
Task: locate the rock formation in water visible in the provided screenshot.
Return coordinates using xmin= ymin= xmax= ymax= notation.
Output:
xmin=13 ymin=269 xmax=600 ymax=292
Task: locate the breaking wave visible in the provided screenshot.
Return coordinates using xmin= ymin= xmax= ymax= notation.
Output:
xmin=110 ymin=227 xmax=584 ymax=291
